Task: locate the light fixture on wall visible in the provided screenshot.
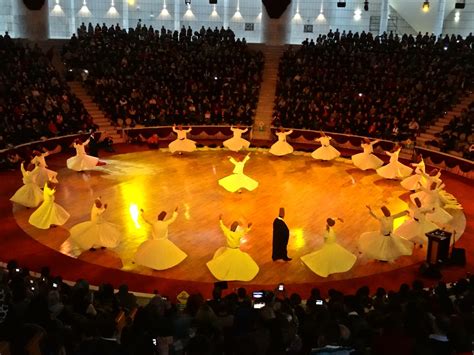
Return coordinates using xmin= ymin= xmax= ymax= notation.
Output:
xmin=51 ymin=0 xmax=64 ymax=16
xmin=422 ymin=1 xmax=430 ymax=12
xmin=364 ymin=1 xmax=369 ymax=11
xmin=210 ymin=4 xmax=220 ymax=19
xmin=454 ymin=11 xmax=460 ymax=22
xmin=354 ymin=8 xmax=362 ymax=20
xmin=128 ymin=0 xmax=135 ymax=5
xmin=316 ymin=1 xmax=325 ymax=21
xmin=107 ymin=0 xmax=119 ymax=17
xmin=183 ymin=3 xmax=195 ymax=19
xmin=231 ymin=0 xmax=244 ymax=21
xmin=78 ymin=0 xmax=91 ymax=16
xmin=159 ymin=0 xmax=171 ymax=18
xmin=455 ymin=1 xmax=465 ymax=9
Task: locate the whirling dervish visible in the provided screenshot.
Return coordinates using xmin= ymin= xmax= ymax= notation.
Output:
xmin=168 ymin=125 xmax=196 ymax=154
xmin=30 ymin=150 xmax=58 ymax=187
xmin=400 ymin=156 xmax=426 ymax=191
xmin=69 ymin=197 xmax=122 ymax=251
xmin=394 ymin=197 xmax=438 ymax=245
xmin=411 ymin=182 xmax=453 ymax=225
xmin=358 ymin=205 xmax=413 ymax=262
xmin=67 ymin=136 xmax=100 ymax=172
xmin=223 ymin=125 xmax=251 ymax=152
xmin=10 ymin=162 xmax=43 ymax=208
xmin=206 ymin=215 xmax=259 ymax=281
xmin=301 ymin=218 xmax=357 ymax=278
xmin=311 ymin=132 xmax=341 ymax=161
xmin=134 ymin=207 xmax=187 ymax=270
xmin=351 ymin=138 xmax=383 ymax=170
xmin=28 ymin=181 xmax=70 ymax=229
xmin=376 ymin=145 xmax=413 ymax=179
xmin=269 ymin=128 xmax=294 ymax=156
xmin=218 ymin=153 xmax=258 ymax=193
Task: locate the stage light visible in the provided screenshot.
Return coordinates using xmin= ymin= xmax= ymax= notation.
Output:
xmin=292 ymin=9 xmax=302 ymax=23
xmin=364 ymin=1 xmax=369 ymax=11
xmin=183 ymin=4 xmax=195 ymax=19
xmin=422 ymin=1 xmax=430 ymax=12
xmin=337 ymin=1 xmax=346 ymax=7
xmin=107 ymin=0 xmax=119 ymax=17
xmin=78 ymin=0 xmax=91 ymax=17
xmin=455 ymin=1 xmax=465 ymax=9
xmin=51 ymin=0 xmax=64 ymax=16
xmin=159 ymin=0 xmax=171 ymax=18
xmin=316 ymin=3 xmax=325 ymax=21
xmin=231 ymin=1 xmax=244 ymax=22
xmin=210 ymin=4 xmax=219 ymax=18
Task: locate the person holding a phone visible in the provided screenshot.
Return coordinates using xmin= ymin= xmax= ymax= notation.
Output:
xmin=206 ymin=214 xmax=259 ymax=281
xmin=272 ymin=207 xmax=292 ymax=262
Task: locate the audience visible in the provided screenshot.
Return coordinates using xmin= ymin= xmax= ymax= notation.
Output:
xmin=63 ymin=23 xmax=264 ymax=128
xmin=1 ymin=260 xmax=473 ymax=354
xmin=273 ymin=30 xmax=473 ymax=145
xmin=0 ymin=35 xmax=96 ymax=149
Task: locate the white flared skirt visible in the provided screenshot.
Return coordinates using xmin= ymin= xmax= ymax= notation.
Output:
xmin=401 ymin=174 xmax=425 ymax=191
xmin=168 ymin=139 xmax=196 ymax=153
xmin=358 ymin=231 xmax=413 ymax=261
xmin=269 ymin=141 xmax=294 ymax=156
xmin=301 ymin=243 xmax=356 ymax=278
xmin=135 ymin=238 xmax=187 ymax=270
xmin=351 ymin=152 xmax=383 ymax=171
xmin=427 ymin=207 xmax=453 ymax=225
xmin=206 ymin=247 xmax=259 ymax=281
xmin=10 ymin=183 xmax=44 ymax=208
xmin=67 ymin=154 xmax=99 ymax=172
xmin=70 ymin=220 xmax=122 ymax=250
xmin=376 ymin=162 xmax=413 ymax=179
xmin=311 ymin=145 xmax=341 ymax=161
xmin=31 ymin=167 xmax=58 ymax=187
xmin=395 ymin=218 xmax=439 ymax=244
xmin=29 ymin=200 xmax=70 ymax=229
xmin=218 ymin=173 xmax=259 ymax=193
xmin=223 ymin=137 xmax=250 ymax=152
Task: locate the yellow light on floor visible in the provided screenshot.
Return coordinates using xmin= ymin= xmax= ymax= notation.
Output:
xmin=292 ymin=228 xmax=306 ymax=249
xmin=130 ymin=204 xmax=140 ymax=228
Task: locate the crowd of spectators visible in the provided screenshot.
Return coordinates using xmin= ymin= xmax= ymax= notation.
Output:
xmin=0 ymin=34 xmax=96 ymax=150
xmin=63 ymin=22 xmax=264 ymax=128
xmin=1 ymin=260 xmax=473 ymax=355
xmin=273 ymin=30 xmax=474 ymax=144
xmin=436 ymin=102 xmax=473 ymax=159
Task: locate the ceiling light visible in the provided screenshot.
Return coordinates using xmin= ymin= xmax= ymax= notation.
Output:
xmin=422 ymin=1 xmax=430 ymax=12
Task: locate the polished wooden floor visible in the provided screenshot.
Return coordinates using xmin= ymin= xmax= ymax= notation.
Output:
xmin=9 ymin=147 xmax=468 ymax=291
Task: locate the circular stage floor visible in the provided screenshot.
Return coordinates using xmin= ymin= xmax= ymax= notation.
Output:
xmin=2 ymin=145 xmax=473 ymax=297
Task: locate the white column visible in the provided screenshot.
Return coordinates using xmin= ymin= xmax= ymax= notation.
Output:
xmin=223 ymin=0 xmax=229 ymax=29
xmin=13 ymin=0 xmax=49 ymax=40
xmin=122 ymin=0 xmax=129 ymax=29
xmin=174 ymin=0 xmax=180 ymax=31
xmin=379 ymin=0 xmax=389 ymax=35
xmin=434 ymin=0 xmax=446 ymax=37
xmin=262 ymin=2 xmax=290 ymax=45
xmin=69 ymin=0 xmax=76 ymax=36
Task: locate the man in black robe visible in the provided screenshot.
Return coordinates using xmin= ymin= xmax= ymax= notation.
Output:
xmin=272 ymin=207 xmax=291 ymax=262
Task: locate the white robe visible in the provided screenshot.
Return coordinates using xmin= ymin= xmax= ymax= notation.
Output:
xmin=69 ymin=202 xmax=122 ymax=250
xmin=66 ymin=139 xmax=99 ymax=171
xmin=351 ymin=142 xmax=383 ymax=170
xmin=358 ymin=211 xmax=413 ymax=261
xmin=301 ymin=227 xmax=357 ymax=277
xmin=395 ymin=205 xmax=439 ymax=244
xmin=207 ymin=221 xmax=259 ymax=281
xmin=311 ymin=136 xmax=341 ymax=161
xmin=28 ymin=184 xmax=70 ymax=229
xmin=401 ymin=159 xmax=426 ymax=190
xmin=30 ymin=153 xmax=58 ymax=187
xmin=10 ymin=164 xmax=44 ymax=208
xmin=218 ymin=156 xmax=258 ymax=192
xmin=269 ymin=130 xmax=294 ymax=156
xmin=410 ymin=186 xmax=453 ymax=225
xmin=168 ymin=128 xmax=196 ymax=153
xmin=223 ymin=127 xmax=251 ymax=152
xmin=135 ymin=212 xmax=187 ymax=270
xmin=376 ymin=149 xmax=413 ymax=179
